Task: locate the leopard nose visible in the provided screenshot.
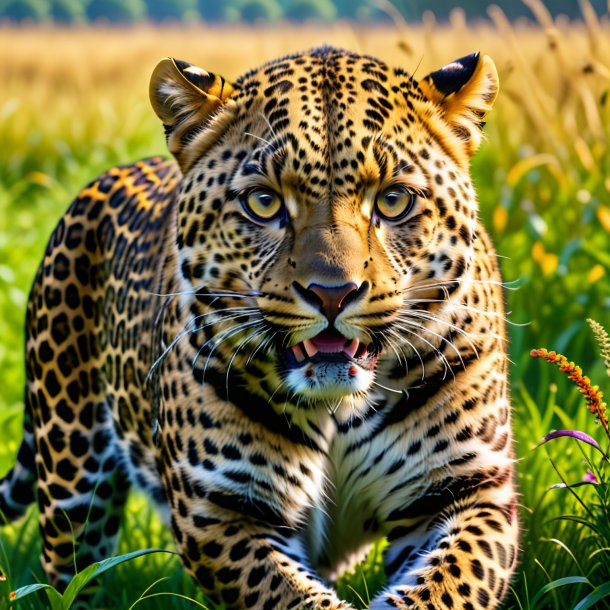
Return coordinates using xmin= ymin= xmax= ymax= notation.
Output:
xmin=293 ymin=281 xmax=369 ymax=321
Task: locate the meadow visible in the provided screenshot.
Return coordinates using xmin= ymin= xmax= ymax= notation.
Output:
xmin=1 ymin=2 xmax=610 ymax=608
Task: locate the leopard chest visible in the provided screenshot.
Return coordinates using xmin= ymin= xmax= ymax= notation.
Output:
xmin=306 ymin=402 xmax=448 ymax=578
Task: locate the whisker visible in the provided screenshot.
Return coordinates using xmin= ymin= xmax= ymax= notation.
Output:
xmin=406 ymin=309 xmax=505 ymax=345
xmin=376 ymin=328 xmax=408 ymax=368
xmin=260 ymin=113 xmax=280 ymax=142
xmin=385 ymin=327 xmax=426 ymax=380
xmin=146 ymin=298 xmax=266 ymax=381
xmin=200 ymin=321 xmax=264 ymax=385
xmin=393 ymin=319 xmax=462 ymax=374
xmin=405 ymin=277 xmax=519 ymax=294
xmin=147 ymin=284 xmax=264 ymax=299
xmin=147 ymin=316 xmax=202 ymax=381
xmin=244 ymin=131 xmax=274 ymax=146
xmin=330 ymin=397 xmax=344 ymax=414
xmin=268 ymin=374 xmax=290 ymax=406
xmin=399 ymin=291 xmax=519 ymax=330
xmin=398 ymin=311 xmax=481 ymax=357
xmin=184 ymin=311 xmax=260 ymax=343
xmin=198 ymin=290 xmax=263 ymax=299
xmin=225 ymin=323 xmax=268 ymax=397
xmin=391 ymin=324 xmax=453 ymax=380
xmin=193 ymin=319 xmax=264 ymax=378
xmin=371 ymin=379 xmax=403 ymax=395
xmin=383 ymin=334 xmax=405 ymax=365
xmin=247 ymin=330 xmax=280 ymax=365
xmin=189 ymin=306 xmax=260 ymax=324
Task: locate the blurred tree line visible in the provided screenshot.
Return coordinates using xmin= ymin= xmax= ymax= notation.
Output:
xmin=0 ymin=0 xmax=606 ymax=24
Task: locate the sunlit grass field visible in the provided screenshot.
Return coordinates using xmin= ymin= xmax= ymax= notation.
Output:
xmin=1 ymin=2 xmax=610 ymax=608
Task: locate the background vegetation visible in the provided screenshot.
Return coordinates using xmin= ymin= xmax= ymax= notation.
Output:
xmin=0 ymin=0 xmax=608 ymax=24
xmin=1 ymin=0 xmax=609 ymax=608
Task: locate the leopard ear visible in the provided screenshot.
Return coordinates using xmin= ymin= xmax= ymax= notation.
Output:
xmin=149 ymin=58 xmax=235 ymax=171
xmin=419 ymin=53 xmax=498 ymax=158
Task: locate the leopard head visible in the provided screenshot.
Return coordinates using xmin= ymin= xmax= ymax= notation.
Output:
xmin=150 ymin=48 xmax=499 ymax=405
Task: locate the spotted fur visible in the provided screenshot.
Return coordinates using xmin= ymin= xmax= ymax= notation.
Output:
xmin=1 ymin=47 xmax=518 ymax=609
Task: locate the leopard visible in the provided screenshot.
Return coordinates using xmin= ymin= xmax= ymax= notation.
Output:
xmin=1 ymin=46 xmax=518 ymax=610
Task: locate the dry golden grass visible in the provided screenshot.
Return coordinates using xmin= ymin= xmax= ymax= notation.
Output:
xmin=1 ymin=3 xmax=608 ymax=166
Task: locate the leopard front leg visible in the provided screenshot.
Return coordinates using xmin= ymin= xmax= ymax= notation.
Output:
xmin=173 ymin=513 xmax=354 ymax=610
xmin=371 ymin=480 xmax=518 ymax=610
xmin=156 ymin=376 xmax=354 ymax=610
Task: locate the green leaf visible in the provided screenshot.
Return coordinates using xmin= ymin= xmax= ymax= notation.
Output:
xmin=61 ymin=563 xmax=99 ymax=609
xmin=531 ymin=576 xmax=591 ymax=609
xmin=573 ymin=582 xmax=610 ymax=610
xmin=89 ymin=548 xmax=176 ymax=582
xmin=60 ymin=549 xmax=175 ymax=609
xmin=10 ymin=583 xmax=63 ymax=610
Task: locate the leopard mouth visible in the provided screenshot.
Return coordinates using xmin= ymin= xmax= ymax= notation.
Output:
xmin=283 ymin=328 xmax=380 ymax=371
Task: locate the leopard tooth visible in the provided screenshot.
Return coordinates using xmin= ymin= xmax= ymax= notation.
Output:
xmin=292 ymin=344 xmax=306 ymax=363
xmin=355 ymin=342 xmax=369 ymax=359
xmin=302 ymin=339 xmax=319 ymax=358
xmin=342 ymin=338 xmax=359 ymax=359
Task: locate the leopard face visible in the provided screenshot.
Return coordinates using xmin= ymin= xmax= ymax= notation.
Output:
xmin=151 ymin=48 xmax=497 ymax=406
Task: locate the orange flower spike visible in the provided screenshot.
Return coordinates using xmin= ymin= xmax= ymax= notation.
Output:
xmin=531 ymin=348 xmax=609 ymax=436
xmin=9 ymin=592 xmax=16 ymax=600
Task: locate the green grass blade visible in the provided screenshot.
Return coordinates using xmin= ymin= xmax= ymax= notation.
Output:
xmin=346 ymin=585 xmax=368 ymax=609
xmin=509 ymin=586 xmax=526 ymax=610
xmin=530 ymin=576 xmax=590 ymax=608
xmin=547 ymin=538 xmax=588 ymax=575
xmin=551 ymin=515 xmax=603 ymax=537
xmin=360 ymin=566 xmax=370 ymax=606
xmin=60 ymin=549 xmax=176 ymax=609
xmin=127 ymin=577 xmax=168 ymax=610
xmin=588 ymin=547 xmax=610 ymax=560
xmin=90 ymin=549 xmax=177 ymax=581
xmin=533 ymin=559 xmax=554 ymax=607
xmin=61 ymin=563 xmax=99 ymax=609
xmin=130 ymin=591 xmax=211 ymax=609
xmin=573 ymin=582 xmax=610 ymax=610
xmin=519 ymin=385 xmax=545 ymax=440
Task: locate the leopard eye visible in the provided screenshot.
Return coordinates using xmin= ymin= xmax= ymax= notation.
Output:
xmin=240 ymin=188 xmax=284 ymax=223
xmin=374 ymin=185 xmax=416 ymax=222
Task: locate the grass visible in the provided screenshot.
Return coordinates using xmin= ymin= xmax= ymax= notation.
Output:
xmin=1 ymin=2 xmax=610 ymax=608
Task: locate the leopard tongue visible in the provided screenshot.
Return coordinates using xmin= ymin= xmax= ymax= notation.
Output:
xmin=299 ymin=331 xmax=360 ymax=359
